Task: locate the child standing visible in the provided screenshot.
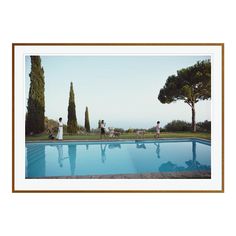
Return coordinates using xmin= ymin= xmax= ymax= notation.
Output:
xmin=155 ymin=121 xmax=160 ymax=139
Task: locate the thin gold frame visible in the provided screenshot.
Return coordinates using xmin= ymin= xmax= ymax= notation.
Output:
xmin=12 ymin=43 xmax=224 ymax=193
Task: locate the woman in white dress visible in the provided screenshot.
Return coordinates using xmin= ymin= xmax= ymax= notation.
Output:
xmin=56 ymin=117 xmax=63 ymax=140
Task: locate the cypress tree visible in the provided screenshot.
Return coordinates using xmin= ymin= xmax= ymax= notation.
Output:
xmin=67 ymin=82 xmax=78 ymax=134
xmin=26 ymin=56 xmax=45 ymax=135
xmin=84 ymin=106 xmax=90 ymax=132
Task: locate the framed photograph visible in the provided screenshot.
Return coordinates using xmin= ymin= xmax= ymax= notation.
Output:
xmin=12 ymin=43 xmax=224 ymax=192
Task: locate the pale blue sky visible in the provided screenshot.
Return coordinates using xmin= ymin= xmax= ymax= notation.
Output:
xmin=25 ymin=55 xmax=211 ymax=129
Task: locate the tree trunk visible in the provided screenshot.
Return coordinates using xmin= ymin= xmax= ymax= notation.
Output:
xmin=191 ymin=104 xmax=196 ymax=132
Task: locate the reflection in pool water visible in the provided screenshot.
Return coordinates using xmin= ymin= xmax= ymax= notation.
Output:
xmin=159 ymin=140 xmax=210 ymax=172
xmin=25 ymin=139 xmax=211 ymax=178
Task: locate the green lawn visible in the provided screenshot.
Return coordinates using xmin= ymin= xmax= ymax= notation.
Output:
xmin=26 ymin=132 xmax=210 ymax=141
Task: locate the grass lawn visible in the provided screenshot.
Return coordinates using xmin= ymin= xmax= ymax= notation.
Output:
xmin=26 ymin=132 xmax=211 ymax=141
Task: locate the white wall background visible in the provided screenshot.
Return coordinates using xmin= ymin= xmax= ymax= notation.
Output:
xmin=0 ymin=0 xmax=233 ymax=236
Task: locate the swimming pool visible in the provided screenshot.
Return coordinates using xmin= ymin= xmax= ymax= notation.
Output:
xmin=25 ymin=139 xmax=211 ymax=178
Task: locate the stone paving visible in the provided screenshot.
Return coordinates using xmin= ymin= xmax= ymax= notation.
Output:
xmin=29 ymin=170 xmax=211 ymax=179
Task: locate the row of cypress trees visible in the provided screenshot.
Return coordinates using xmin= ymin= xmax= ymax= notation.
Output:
xmin=25 ymin=56 xmax=90 ymax=135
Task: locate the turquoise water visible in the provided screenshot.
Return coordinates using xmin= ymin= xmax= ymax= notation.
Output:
xmin=25 ymin=139 xmax=211 ymax=178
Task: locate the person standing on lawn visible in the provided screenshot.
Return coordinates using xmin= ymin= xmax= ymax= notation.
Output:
xmin=100 ymin=120 xmax=106 ymax=139
xmin=155 ymin=121 xmax=160 ymax=139
xmin=56 ymin=117 xmax=63 ymax=140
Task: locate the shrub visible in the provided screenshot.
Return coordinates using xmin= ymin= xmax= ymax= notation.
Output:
xmin=78 ymin=125 xmax=86 ymax=132
xmin=196 ymin=120 xmax=211 ymax=132
xmin=147 ymin=126 xmax=156 ymax=132
xmin=44 ymin=117 xmax=58 ymax=130
xmin=114 ymin=128 xmax=125 ymax=133
xmin=165 ymin=120 xmax=191 ymax=132
xmin=126 ymin=128 xmax=134 ymax=133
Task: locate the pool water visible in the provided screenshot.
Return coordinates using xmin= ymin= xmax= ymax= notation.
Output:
xmin=25 ymin=139 xmax=211 ymax=178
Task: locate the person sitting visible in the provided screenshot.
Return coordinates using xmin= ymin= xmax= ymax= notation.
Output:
xmin=48 ymin=128 xmax=55 ymax=140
